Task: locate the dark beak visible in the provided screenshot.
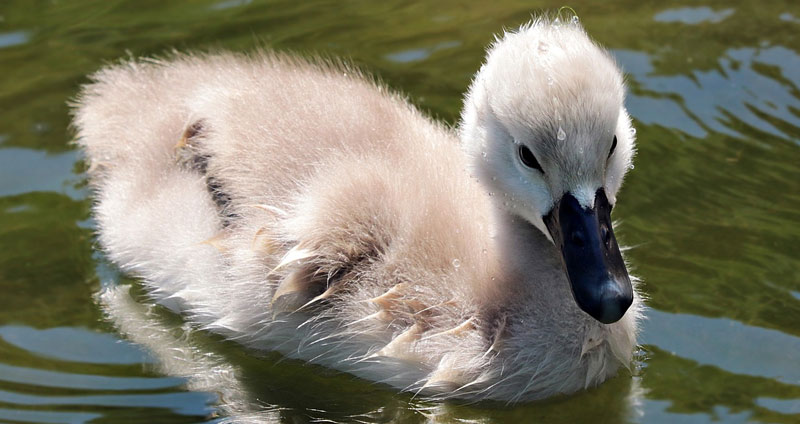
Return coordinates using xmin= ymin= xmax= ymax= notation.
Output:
xmin=543 ymin=188 xmax=633 ymax=324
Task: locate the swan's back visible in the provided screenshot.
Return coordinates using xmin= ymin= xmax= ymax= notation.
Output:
xmin=78 ymin=53 xmax=441 ymax=197
xmin=75 ymin=52 xmax=511 ymax=397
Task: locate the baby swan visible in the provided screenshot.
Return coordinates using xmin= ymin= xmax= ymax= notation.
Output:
xmin=74 ymin=18 xmax=641 ymax=402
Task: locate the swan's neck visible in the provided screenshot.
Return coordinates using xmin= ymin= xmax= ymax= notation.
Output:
xmin=489 ymin=207 xmax=574 ymax=307
xmin=497 ymin=208 xmax=559 ymax=265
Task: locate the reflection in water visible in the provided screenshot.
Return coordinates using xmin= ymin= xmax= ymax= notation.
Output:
xmin=100 ymin=286 xmax=280 ymax=423
xmin=100 ymin=285 xmax=646 ymax=423
xmin=100 ymin=286 xmax=800 ymax=422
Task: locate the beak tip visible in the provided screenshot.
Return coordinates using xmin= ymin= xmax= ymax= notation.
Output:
xmin=589 ymin=281 xmax=633 ymax=324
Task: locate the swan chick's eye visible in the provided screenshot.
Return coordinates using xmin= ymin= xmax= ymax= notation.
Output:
xmin=518 ymin=144 xmax=544 ymax=173
xmin=608 ymin=136 xmax=617 ymax=160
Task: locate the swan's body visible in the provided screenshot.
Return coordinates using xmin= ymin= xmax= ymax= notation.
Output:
xmin=74 ymin=19 xmax=642 ymax=402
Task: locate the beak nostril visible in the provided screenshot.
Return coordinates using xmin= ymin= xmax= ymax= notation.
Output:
xmin=601 ymin=226 xmax=610 ymax=245
xmin=571 ymin=231 xmax=585 ymax=247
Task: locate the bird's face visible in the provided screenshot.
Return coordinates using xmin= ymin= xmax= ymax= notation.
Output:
xmin=460 ymin=21 xmax=636 ymax=324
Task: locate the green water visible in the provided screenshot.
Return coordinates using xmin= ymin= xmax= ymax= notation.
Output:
xmin=1 ymin=0 xmax=799 ymax=422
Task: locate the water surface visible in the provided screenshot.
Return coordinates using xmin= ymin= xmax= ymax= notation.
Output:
xmin=1 ymin=0 xmax=798 ymax=422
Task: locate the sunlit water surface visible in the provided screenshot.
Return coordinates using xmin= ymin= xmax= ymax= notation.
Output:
xmin=1 ymin=1 xmax=798 ymax=423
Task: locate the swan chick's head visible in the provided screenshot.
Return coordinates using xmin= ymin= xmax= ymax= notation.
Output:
xmin=460 ymin=18 xmax=636 ymax=324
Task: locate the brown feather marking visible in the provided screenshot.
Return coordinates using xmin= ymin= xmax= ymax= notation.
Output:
xmin=374 ymin=323 xmax=424 ymax=360
xmin=251 ymin=227 xmax=278 ymax=254
xmin=198 ymin=232 xmax=227 ymax=252
xmin=423 ymin=317 xmax=477 ymax=341
xmin=367 ymin=283 xmax=407 ymax=310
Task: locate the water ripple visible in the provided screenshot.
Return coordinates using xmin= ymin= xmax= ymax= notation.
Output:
xmin=0 ymin=30 xmax=30 ymax=49
xmin=0 ymin=389 xmax=216 ymax=416
xmin=615 ymin=47 xmax=800 ymax=143
xmin=755 ymin=397 xmax=800 ymax=415
xmin=385 ymin=40 xmax=462 ymax=63
xmin=654 ymin=7 xmax=735 ymax=25
xmin=779 ymin=13 xmax=800 ymax=24
xmin=0 ymin=363 xmax=182 ymax=391
xmin=641 ymin=309 xmax=800 ymax=385
xmin=0 ymin=148 xmax=81 ymax=199
xmin=0 ymin=326 xmax=154 ymax=365
xmin=0 ymin=408 xmax=101 ymax=424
